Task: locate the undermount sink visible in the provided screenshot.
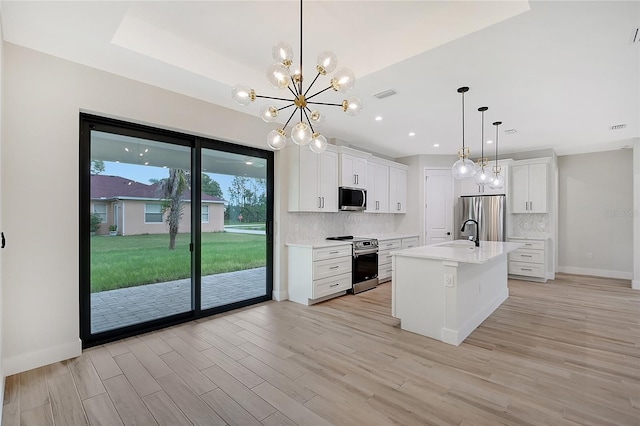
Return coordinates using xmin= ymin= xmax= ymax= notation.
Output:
xmin=438 ymin=240 xmax=477 ymax=249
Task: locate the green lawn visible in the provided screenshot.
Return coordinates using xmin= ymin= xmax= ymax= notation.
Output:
xmin=91 ymin=232 xmax=265 ymax=293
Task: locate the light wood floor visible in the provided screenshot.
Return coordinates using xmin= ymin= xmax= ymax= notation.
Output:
xmin=3 ymin=274 xmax=640 ymax=426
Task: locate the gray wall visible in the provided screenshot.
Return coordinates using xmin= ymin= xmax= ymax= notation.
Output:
xmin=558 ymin=150 xmax=633 ymax=278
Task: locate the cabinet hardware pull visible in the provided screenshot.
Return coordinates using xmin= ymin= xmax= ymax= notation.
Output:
xmin=525 ymin=243 xmax=532 ymax=246
xmin=322 ymin=197 xmax=325 ymax=208
xmin=521 ymin=255 xmax=532 ymax=257
xmin=329 ymin=266 xmax=339 ymax=269
xmin=386 ymin=269 xmax=393 ymax=273
xmin=330 ymin=283 xmax=340 ymax=287
xmin=521 ymin=268 xmax=532 ymax=271
xmin=329 ymin=251 xmax=339 ymax=254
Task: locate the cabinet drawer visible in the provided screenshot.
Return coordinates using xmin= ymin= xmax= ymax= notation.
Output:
xmin=378 ymin=266 xmax=393 ymax=281
xmin=509 ymin=261 xmax=545 ymax=278
xmin=378 ymin=239 xmax=401 ymax=251
xmin=510 ymin=239 xmax=544 ymax=250
xmin=313 ymin=245 xmax=352 ymax=261
xmin=401 ymin=237 xmax=419 ymax=249
xmin=313 ymin=257 xmax=352 ymax=280
xmin=509 ymin=249 xmax=543 ymax=264
xmin=378 ymin=251 xmax=394 ymax=265
xmin=313 ymin=272 xmax=352 ymax=299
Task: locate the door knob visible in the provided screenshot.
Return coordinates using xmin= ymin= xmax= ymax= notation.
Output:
xmin=1 ymin=232 xmax=5 ymax=248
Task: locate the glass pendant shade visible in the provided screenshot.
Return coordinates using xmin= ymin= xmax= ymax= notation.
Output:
xmin=343 ymin=96 xmax=363 ymax=116
xmin=309 ymin=110 xmax=325 ymax=127
xmin=291 ymin=121 xmax=312 ymax=146
xmin=331 ymin=67 xmax=356 ymax=92
xmin=309 ymin=133 xmax=328 ymax=153
xmin=489 ymin=172 xmax=505 ymax=190
xmin=452 ymin=158 xmax=476 ymax=179
xmin=231 ymin=84 xmax=254 ymax=106
xmin=474 ymin=166 xmax=491 ymax=186
xmin=316 ymin=51 xmax=338 ymax=75
xmin=260 ymin=105 xmax=279 ymax=123
xmin=267 ymin=129 xmax=287 ymax=150
xmin=266 ymin=63 xmax=291 ymax=89
xmin=272 ymin=42 xmax=294 ymax=65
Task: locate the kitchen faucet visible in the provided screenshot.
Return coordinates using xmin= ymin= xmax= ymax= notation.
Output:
xmin=460 ymin=219 xmax=480 ymax=247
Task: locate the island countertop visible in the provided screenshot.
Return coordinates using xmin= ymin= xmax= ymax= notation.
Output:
xmin=391 ymin=240 xmax=523 ymax=264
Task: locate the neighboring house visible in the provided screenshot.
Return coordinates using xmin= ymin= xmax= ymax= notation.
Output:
xmin=91 ymin=175 xmax=225 ymax=236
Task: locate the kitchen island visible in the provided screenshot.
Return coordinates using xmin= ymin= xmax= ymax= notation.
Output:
xmin=391 ymin=240 xmax=522 ymax=346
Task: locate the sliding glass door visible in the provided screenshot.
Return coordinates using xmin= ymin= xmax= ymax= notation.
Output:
xmin=80 ymin=114 xmax=273 ymax=347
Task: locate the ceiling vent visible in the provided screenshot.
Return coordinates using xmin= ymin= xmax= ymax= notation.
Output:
xmin=504 ymin=129 xmax=518 ymax=134
xmin=611 ymin=123 xmax=627 ymax=130
xmin=373 ymin=89 xmax=397 ymax=100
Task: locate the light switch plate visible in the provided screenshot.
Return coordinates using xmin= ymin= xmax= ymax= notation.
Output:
xmin=444 ymin=274 xmax=453 ymax=287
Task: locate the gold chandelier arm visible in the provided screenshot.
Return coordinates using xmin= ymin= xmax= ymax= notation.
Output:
xmin=303 ymin=72 xmax=322 ymax=97
xmin=302 ymin=108 xmax=316 ymax=134
xmin=278 ymin=103 xmax=296 ymax=111
xmin=306 ymin=85 xmax=333 ymax=101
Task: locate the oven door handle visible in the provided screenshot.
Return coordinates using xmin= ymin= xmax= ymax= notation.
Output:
xmin=354 ymin=249 xmax=378 ymax=256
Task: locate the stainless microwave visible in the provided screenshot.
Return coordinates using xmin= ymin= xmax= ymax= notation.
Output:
xmin=338 ymin=187 xmax=366 ymax=211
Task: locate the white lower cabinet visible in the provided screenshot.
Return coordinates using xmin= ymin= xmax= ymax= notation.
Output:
xmin=378 ymin=236 xmax=419 ymax=283
xmin=508 ymin=238 xmax=551 ymax=282
xmin=288 ymin=244 xmax=352 ymax=305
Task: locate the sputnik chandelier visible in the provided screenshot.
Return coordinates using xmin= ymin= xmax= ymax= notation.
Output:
xmin=231 ymin=0 xmax=362 ymax=154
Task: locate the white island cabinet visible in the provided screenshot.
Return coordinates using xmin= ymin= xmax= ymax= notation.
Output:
xmin=391 ymin=240 xmax=522 ymax=346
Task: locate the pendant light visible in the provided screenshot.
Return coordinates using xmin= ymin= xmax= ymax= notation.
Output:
xmin=451 ymin=87 xmax=475 ymax=179
xmin=474 ymin=106 xmax=491 ymax=186
xmin=489 ymin=121 xmax=505 ymax=189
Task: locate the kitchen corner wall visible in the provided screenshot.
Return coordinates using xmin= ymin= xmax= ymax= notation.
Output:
xmin=0 ymin=19 xmax=5 ymax=410
xmin=283 ymin=212 xmax=396 ymax=243
xmin=558 ymin=150 xmax=633 ymax=279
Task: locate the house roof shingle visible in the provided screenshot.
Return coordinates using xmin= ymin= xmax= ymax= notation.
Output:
xmin=90 ymin=175 xmax=225 ymax=202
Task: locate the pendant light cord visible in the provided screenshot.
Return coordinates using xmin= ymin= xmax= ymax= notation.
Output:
xmin=461 ymin=91 xmax=465 ymax=151
xmin=299 ymin=0 xmax=303 ymax=97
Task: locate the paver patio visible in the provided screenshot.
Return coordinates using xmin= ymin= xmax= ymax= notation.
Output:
xmin=90 ymin=267 xmax=267 ymax=333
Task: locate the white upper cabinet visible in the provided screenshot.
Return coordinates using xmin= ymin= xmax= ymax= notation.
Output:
xmin=511 ymin=160 xmax=548 ymax=213
xmin=366 ymin=161 xmax=389 ymax=213
xmin=389 ymin=165 xmax=407 ymax=213
xmin=286 ymin=145 xmax=338 ymax=212
xmin=339 ymin=153 xmax=367 ymax=189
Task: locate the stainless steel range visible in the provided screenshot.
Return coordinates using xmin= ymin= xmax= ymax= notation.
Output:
xmin=326 ymin=236 xmax=379 ymax=294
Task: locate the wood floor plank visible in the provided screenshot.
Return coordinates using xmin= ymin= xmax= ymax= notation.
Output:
xmin=19 ymin=403 xmax=54 ymax=426
xmin=156 ymin=373 xmax=225 ymax=426
xmin=260 ymin=411 xmax=298 ymax=426
xmin=142 ymin=391 xmax=192 ymax=426
xmin=139 ymin=333 xmax=173 ymax=356
xmin=198 ymin=329 xmax=252 ymax=360
xmin=87 ymin=346 xmax=122 ymax=381
xmin=252 ymin=381 xmax=331 ymax=426
xmin=103 ymin=374 xmax=158 ymax=426
xmin=239 ymin=356 xmax=316 ymax=404
xmin=159 ymin=351 xmax=216 ymax=395
xmin=47 ymin=374 xmax=88 ymax=426
xmin=201 ymin=388 xmax=262 ymax=426
xmin=201 ymin=346 xmax=264 ymax=388
xmin=43 ymin=361 xmax=70 ymax=380
xmin=164 ymin=337 xmax=215 ymax=370
xmin=69 ymin=354 xmax=107 ymax=400
xmin=238 ymin=342 xmax=306 ymax=380
xmin=201 ymin=365 xmax=276 ymax=421
xmin=3 ymin=374 xmax=20 ymax=406
xmin=19 ymin=368 xmax=49 ymax=412
xmin=128 ymin=341 xmax=173 ymax=379
xmin=1 ymin=402 xmax=20 ymax=426
xmin=113 ymin=352 xmax=162 ymax=397
xmin=82 ymin=393 xmax=124 ymax=426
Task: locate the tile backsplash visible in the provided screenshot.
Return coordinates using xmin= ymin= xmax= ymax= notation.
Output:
xmin=283 ymin=212 xmax=396 ymax=243
xmin=510 ymin=213 xmax=552 ymax=238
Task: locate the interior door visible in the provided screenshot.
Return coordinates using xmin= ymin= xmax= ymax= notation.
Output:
xmin=425 ymin=169 xmax=453 ymax=244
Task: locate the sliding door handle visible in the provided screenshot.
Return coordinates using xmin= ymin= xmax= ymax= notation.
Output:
xmin=1 ymin=232 xmax=4 ymax=248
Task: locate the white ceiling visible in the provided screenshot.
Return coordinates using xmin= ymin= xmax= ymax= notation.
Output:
xmin=1 ymin=1 xmax=638 ymax=159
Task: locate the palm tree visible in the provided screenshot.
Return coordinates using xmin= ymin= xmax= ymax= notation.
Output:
xmin=157 ymin=169 xmax=189 ymax=250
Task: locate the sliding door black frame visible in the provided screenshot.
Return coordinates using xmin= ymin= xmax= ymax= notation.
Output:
xmin=79 ymin=113 xmax=274 ymax=348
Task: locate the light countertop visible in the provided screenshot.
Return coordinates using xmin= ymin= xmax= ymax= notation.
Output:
xmin=286 ymin=240 xmax=353 ymax=249
xmin=391 ymin=240 xmax=523 ymax=264
xmin=361 ymin=233 xmax=419 ymax=241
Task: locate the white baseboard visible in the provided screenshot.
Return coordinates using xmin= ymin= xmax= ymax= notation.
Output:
xmin=4 ymin=339 xmax=82 ymax=376
xmin=272 ymin=290 xmax=289 ymax=301
xmin=633 ymin=280 xmax=640 ymax=290
xmin=557 ymin=266 xmax=633 ymax=280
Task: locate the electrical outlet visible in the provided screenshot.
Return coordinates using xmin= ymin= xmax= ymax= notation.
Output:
xmin=444 ymin=274 xmax=453 ymax=287
xmin=523 ymin=222 xmax=530 ymax=229
xmin=587 ymin=252 xmax=593 ymax=260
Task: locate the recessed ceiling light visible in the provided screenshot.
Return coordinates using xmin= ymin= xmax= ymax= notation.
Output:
xmin=144 ymin=148 xmax=149 ymax=153
xmin=144 ymin=161 xmax=149 ymax=165
xmin=409 ymin=132 xmax=415 ymax=137
xmin=139 ymin=153 xmax=143 ymax=157
xmin=433 ymin=143 xmax=440 ymax=147
xmin=124 ymin=147 xmax=129 ymax=152
xmin=245 ymin=160 xmax=254 ymax=165
xmin=375 ymin=116 xmax=382 ymax=121
xmin=486 ymin=140 xmax=493 ymax=144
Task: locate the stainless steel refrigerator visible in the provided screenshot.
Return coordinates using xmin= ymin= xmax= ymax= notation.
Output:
xmin=456 ymin=195 xmax=506 ymax=242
